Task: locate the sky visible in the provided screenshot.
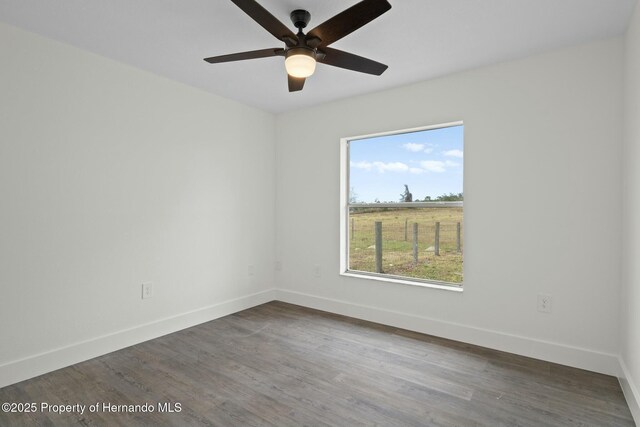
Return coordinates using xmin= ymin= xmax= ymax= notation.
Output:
xmin=349 ymin=125 xmax=463 ymax=203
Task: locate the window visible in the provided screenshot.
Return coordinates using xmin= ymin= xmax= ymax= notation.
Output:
xmin=340 ymin=122 xmax=464 ymax=289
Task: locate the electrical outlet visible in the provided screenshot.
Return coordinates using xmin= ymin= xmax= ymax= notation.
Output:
xmin=313 ymin=265 xmax=321 ymax=278
xmin=248 ymin=265 xmax=255 ymax=276
xmin=142 ymin=282 xmax=153 ymax=299
xmin=537 ymin=294 xmax=552 ymax=313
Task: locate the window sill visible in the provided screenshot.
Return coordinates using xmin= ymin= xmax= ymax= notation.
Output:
xmin=341 ymin=271 xmax=463 ymax=292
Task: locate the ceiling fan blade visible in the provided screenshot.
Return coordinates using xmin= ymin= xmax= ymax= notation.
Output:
xmin=288 ymin=75 xmax=305 ymax=92
xmin=318 ymin=47 xmax=388 ymax=75
xmin=306 ymin=0 xmax=391 ymax=47
xmin=230 ymin=0 xmax=298 ymax=45
xmin=204 ymin=48 xmax=284 ymax=64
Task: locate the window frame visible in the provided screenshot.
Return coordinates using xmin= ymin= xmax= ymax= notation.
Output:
xmin=339 ymin=121 xmax=464 ymax=292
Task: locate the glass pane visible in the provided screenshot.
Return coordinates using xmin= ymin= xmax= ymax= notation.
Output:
xmin=347 ymin=124 xmax=463 ymax=285
xmin=349 ymin=125 xmax=463 ymax=203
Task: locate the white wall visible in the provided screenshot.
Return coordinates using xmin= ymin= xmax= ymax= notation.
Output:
xmin=275 ymin=38 xmax=624 ymax=374
xmin=621 ymin=1 xmax=640 ymax=421
xmin=0 ymin=23 xmax=276 ymax=386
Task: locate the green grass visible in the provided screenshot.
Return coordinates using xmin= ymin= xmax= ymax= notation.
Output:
xmin=349 ymin=207 xmax=463 ymax=284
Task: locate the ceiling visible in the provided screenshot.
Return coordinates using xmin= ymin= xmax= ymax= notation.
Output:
xmin=0 ymin=0 xmax=636 ymax=113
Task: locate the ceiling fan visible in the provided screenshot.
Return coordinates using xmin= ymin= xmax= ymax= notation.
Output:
xmin=204 ymin=0 xmax=392 ymax=92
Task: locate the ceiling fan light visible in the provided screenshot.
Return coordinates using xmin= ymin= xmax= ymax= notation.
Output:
xmin=285 ymin=48 xmax=316 ymax=78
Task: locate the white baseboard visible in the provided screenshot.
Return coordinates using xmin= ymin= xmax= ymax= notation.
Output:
xmin=0 ymin=289 xmax=276 ymax=389
xmin=619 ymin=357 xmax=640 ymax=425
xmin=274 ymin=289 xmax=621 ymax=377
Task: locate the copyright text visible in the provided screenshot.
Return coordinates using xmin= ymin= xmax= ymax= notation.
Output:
xmin=2 ymin=402 xmax=182 ymax=414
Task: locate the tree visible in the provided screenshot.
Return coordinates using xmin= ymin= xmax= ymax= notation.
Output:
xmin=435 ymin=192 xmax=463 ymax=201
xmin=400 ymin=184 xmax=413 ymax=202
xmin=349 ymin=187 xmax=358 ymax=204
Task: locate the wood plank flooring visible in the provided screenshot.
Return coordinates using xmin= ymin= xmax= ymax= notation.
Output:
xmin=0 ymin=301 xmax=634 ymax=426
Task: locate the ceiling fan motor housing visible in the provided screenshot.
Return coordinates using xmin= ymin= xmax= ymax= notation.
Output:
xmin=287 ymin=10 xmax=316 ymax=55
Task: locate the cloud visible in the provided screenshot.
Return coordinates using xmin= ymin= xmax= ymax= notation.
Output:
xmin=352 ymin=158 xmax=454 ymax=174
xmin=374 ymin=161 xmax=409 ymax=173
xmin=420 ymin=160 xmax=446 ymax=173
xmin=351 ymin=160 xmax=374 ymax=171
xmin=403 ymin=143 xmax=425 ymax=152
xmin=404 ymin=143 xmax=435 ymax=154
xmin=351 ymin=160 xmax=410 ymax=173
xmin=443 ymin=149 xmax=464 ymax=158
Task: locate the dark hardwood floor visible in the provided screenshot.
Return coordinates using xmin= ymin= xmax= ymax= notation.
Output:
xmin=0 ymin=301 xmax=634 ymax=426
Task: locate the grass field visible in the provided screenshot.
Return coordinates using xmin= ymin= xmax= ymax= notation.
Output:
xmin=349 ymin=207 xmax=464 ymax=284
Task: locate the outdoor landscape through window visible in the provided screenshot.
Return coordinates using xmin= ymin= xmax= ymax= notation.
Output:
xmin=346 ymin=123 xmax=464 ymax=286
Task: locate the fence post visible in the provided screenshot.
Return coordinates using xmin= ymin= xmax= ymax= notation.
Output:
xmin=456 ymin=222 xmax=461 ymax=253
xmin=413 ymin=223 xmax=419 ymax=265
xmin=351 ymin=218 xmax=355 ymax=240
xmin=375 ymin=221 xmax=383 ymax=273
xmin=404 ymin=218 xmax=409 ymax=241
xmin=435 ymin=222 xmax=440 ymax=256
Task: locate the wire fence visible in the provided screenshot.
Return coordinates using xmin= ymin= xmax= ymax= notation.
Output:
xmin=352 ymin=220 xmax=463 ymax=253
xmin=348 ymin=207 xmax=464 ymax=283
